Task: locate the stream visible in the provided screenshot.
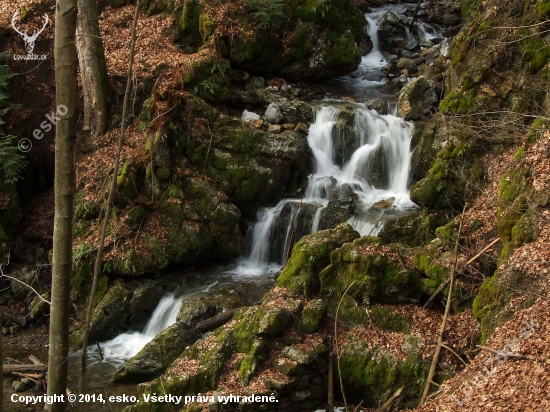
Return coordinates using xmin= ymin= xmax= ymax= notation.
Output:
xmin=50 ymin=3 xmax=443 ymax=411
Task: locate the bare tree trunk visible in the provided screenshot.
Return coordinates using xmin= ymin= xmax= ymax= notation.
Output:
xmin=46 ymin=0 xmax=78 ymax=410
xmin=78 ymin=0 xmax=141 ymax=394
xmin=76 ymin=0 xmax=109 ymax=138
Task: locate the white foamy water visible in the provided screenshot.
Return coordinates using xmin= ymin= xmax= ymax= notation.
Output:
xmin=84 ymin=294 xmax=183 ymax=367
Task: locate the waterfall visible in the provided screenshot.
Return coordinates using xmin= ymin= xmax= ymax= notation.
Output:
xmin=241 ymin=103 xmax=416 ymax=268
xmin=86 ymin=294 xmax=183 ymax=367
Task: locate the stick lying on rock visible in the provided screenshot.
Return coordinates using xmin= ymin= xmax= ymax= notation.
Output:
xmin=3 ymin=364 xmax=47 ymax=375
xmin=194 ymin=308 xmax=239 ymax=333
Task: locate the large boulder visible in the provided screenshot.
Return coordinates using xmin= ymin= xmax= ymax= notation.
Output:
xmin=378 ymin=11 xmax=408 ymax=54
xmin=276 ymin=223 xmax=360 ymax=297
xmin=396 ymin=76 xmax=438 ymax=120
xmin=112 ymin=321 xmax=200 ymax=384
xmin=319 ymin=237 xmax=422 ymax=306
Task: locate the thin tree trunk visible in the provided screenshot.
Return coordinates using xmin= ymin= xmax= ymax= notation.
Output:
xmin=46 ymin=0 xmax=78 ymax=410
xmin=420 ymin=204 xmax=467 ymax=405
xmin=78 ymin=0 xmax=141 ymax=394
xmin=76 ymin=0 xmax=109 ymax=138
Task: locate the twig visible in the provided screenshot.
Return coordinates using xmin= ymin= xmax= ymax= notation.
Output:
xmin=441 ymin=343 xmax=468 ymax=366
xmin=328 ymin=338 xmax=334 ymax=412
xmin=0 ymin=271 xmax=51 ymax=305
xmin=335 ymin=280 xmax=357 ymax=412
xmin=379 ymin=386 xmax=404 ymax=412
xmin=420 ymin=203 xmax=468 ymax=405
xmin=353 ymin=401 xmax=363 ymax=412
xmin=424 ymin=238 xmax=499 ymax=308
xmin=96 ymin=342 xmax=103 ymax=361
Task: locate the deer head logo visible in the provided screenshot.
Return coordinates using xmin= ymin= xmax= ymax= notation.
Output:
xmin=11 ymin=12 xmax=49 ymax=55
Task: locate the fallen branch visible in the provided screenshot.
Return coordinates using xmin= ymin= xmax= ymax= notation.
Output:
xmin=335 ymin=280 xmax=357 ymax=412
xmin=12 ymin=372 xmax=40 ymax=384
xmin=441 ymin=343 xmax=468 ymax=366
xmin=3 ymin=364 xmax=47 ymax=374
xmin=195 ymin=308 xmax=239 ymax=333
xmin=379 ymin=386 xmax=404 ymax=412
xmin=420 ymin=203 xmax=467 ymax=405
xmin=477 ymin=345 xmax=545 ymax=362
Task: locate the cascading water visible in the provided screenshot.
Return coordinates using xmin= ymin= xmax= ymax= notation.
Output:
xmin=241 ymin=102 xmax=416 ymax=269
xmin=83 ymin=294 xmax=183 ymax=367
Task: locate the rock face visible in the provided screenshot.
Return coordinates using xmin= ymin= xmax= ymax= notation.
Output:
xmin=396 ymin=76 xmax=438 ymax=120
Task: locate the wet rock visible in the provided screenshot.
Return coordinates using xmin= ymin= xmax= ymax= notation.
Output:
xmin=405 ymin=40 xmax=419 ymax=51
xmin=401 ymin=50 xmax=414 ymax=59
xmin=295 ymin=123 xmax=309 ymax=134
xmin=367 ymin=99 xmax=390 ymax=115
xmin=112 ymin=321 xmax=200 ymax=384
xmin=396 ymin=76 xmax=438 ymax=120
xmin=177 ymin=291 xmax=244 ymax=327
xmin=378 ymin=11 xmax=408 ymax=53
xmin=318 ymin=196 xmax=357 ymax=230
xmin=264 ymin=103 xmax=283 ymax=124
xmin=372 ymin=197 xmax=395 ymax=210
xmin=268 ymin=124 xmax=283 ymax=134
xmin=283 ymin=123 xmax=296 ymax=130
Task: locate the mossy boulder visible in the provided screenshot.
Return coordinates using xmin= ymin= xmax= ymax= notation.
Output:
xmin=378 ymin=212 xmax=446 ymax=247
xmin=411 ymin=143 xmax=484 ymax=210
xmin=319 ymin=237 xmax=422 ymax=305
xmin=276 ymin=223 xmax=360 ymax=297
xmin=104 ymin=176 xmax=243 ymax=276
xmin=133 ymin=327 xmax=236 ymax=412
xmin=30 ymin=291 xmax=50 ymax=322
xmin=112 ymin=321 xmax=200 ymax=384
xmin=180 ymin=107 xmax=311 ymax=218
xmin=339 ymin=337 xmax=430 ymax=407
xmin=412 ymin=250 xmax=449 ymax=297
xmin=299 ymin=299 xmax=327 ymax=333
xmin=87 ymin=281 xmax=132 ymax=343
xmin=369 ymin=305 xmax=412 ymax=334
xmin=233 ymin=306 xmax=294 ymax=353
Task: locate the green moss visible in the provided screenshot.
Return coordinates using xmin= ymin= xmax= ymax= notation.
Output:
xmin=522 ymin=35 xmax=550 ymax=73
xmin=299 ymin=299 xmax=327 ymax=333
xmin=339 ymin=337 xmax=430 ymax=406
xmin=289 ymin=23 xmax=312 ymax=59
xmin=379 ymin=212 xmax=446 ymax=247
xmin=198 ymin=14 xmax=215 ymax=41
xmin=513 ymin=146 xmax=525 ymax=161
xmin=412 ymin=251 xmax=448 ymax=296
xmin=472 ymin=274 xmax=508 ymax=343
xmin=323 ymin=30 xmax=359 ymax=67
xmin=319 ymin=237 xmax=421 ymax=305
xmin=276 ymin=223 xmax=360 ymax=297
xmin=537 ymin=0 xmax=550 ymax=18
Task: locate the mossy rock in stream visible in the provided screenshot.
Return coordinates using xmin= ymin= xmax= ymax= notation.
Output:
xmin=112 ymin=321 xmax=200 ymax=384
xmin=276 ymin=223 xmax=360 ymax=297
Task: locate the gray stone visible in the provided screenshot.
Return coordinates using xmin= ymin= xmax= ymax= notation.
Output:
xmin=264 ymin=103 xmax=283 ymax=124
xmin=442 ymin=14 xmax=460 ymax=26
xmin=401 ymin=50 xmax=414 ymax=59
xmin=405 ymin=40 xmax=419 ymax=51
xmin=397 ymin=76 xmax=438 ymax=120
xmin=282 ymin=346 xmax=316 ymax=364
